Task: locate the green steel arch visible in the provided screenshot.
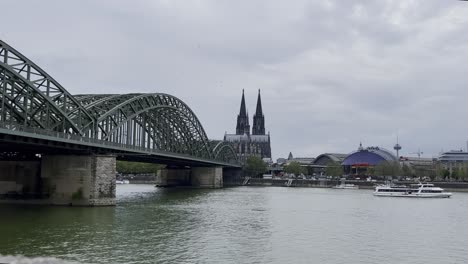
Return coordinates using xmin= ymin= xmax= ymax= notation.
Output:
xmin=0 ymin=40 xmax=95 ymax=136
xmin=0 ymin=39 xmax=239 ymax=164
xmin=75 ymin=93 xmax=214 ymax=159
xmin=212 ymin=141 xmax=238 ymax=164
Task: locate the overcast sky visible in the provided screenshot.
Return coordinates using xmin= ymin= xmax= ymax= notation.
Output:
xmin=2 ymin=0 xmax=468 ymax=160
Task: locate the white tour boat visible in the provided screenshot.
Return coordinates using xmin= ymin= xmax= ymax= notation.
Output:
xmin=332 ymin=183 xmax=359 ymax=189
xmin=373 ymin=183 xmax=452 ymax=198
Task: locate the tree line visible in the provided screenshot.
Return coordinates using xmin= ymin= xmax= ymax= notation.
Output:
xmin=116 ymin=160 xmax=164 ymax=174
xmin=117 ymin=157 xmax=468 ymax=182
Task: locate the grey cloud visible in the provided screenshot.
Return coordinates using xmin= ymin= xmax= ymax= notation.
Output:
xmin=1 ymin=0 xmax=468 ymax=159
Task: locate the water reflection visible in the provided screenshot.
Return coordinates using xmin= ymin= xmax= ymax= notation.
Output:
xmin=0 ymin=185 xmax=468 ymax=264
xmin=0 ymin=204 xmax=115 ymax=260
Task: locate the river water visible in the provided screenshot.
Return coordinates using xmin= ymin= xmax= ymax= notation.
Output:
xmin=1 ymin=185 xmax=468 ymax=264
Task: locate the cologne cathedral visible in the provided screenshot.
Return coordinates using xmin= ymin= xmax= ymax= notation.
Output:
xmin=224 ymin=90 xmax=272 ymax=163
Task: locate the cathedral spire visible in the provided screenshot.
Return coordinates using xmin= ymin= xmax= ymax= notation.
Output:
xmin=239 ymin=89 xmax=247 ymax=117
xmin=252 ymin=89 xmax=265 ymax=135
xmin=236 ymin=89 xmax=250 ymax=135
xmin=255 ymin=89 xmax=263 ymax=116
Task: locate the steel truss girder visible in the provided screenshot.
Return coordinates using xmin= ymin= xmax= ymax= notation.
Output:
xmin=76 ymin=93 xmax=214 ymax=159
xmin=0 ymin=67 xmax=80 ymax=133
xmin=0 ymin=40 xmax=95 ymax=135
xmin=0 ymin=40 xmax=239 ymax=164
xmin=212 ymin=141 xmax=238 ymax=164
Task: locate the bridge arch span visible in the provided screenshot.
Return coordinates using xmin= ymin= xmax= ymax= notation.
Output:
xmin=211 ymin=141 xmax=238 ymax=164
xmin=0 ymin=40 xmax=95 ymax=135
xmin=76 ymin=93 xmax=214 ymax=159
xmin=0 ymin=39 xmax=239 ymax=166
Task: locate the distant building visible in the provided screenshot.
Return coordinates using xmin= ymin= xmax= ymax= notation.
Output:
xmin=341 ymin=143 xmax=398 ymax=175
xmin=311 ymin=153 xmax=348 ymax=175
xmin=276 ymin=158 xmax=287 ymax=165
xmin=282 ymin=152 xmax=314 ymax=165
xmin=400 ymin=156 xmax=435 ymax=168
xmin=399 ymin=156 xmax=435 ymax=178
xmin=224 ymin=90 xmax=272 ymax=163
xmin=314 ymin=153 xmax=348 ymax=166
xmin=275 ymin=152 xmax=315 ymax=175
xmin=291 ymin=157 xmax=315 ymax=165
xmin=438 ymin=150 xmax=468 ymax=176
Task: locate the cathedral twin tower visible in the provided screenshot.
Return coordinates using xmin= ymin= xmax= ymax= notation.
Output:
xmin=224 ymin=90 xmax=272 ymax=161
xmin=236 ymin=89 xmax=265 ymax=136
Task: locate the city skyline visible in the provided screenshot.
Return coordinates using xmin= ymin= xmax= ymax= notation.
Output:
xmin=1 ymin=1 xmax=468 ymax=159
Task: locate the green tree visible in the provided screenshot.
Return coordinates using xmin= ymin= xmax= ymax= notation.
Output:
xmin=245 ymin=156 xmax=267 ymax=178
xmin=457 ymin=165 xmax=468 ymax=181
xmin=401 ymin=164 xmax=412 ymax=177
xmin=116 ymin=160 xmax=163 ymax=174
xmin=284 ymin=161 xmax=307 ymax=176
xmin=462 ymin=165 xmax=468 ymax=181
xmin=325 ymin=161 xmax=344 ymax=177
xmin=434 ymin=165 xmax=445 ymax=181
xmin=375 ymin=161 xmax=401 ymax=177
xmin=442 ymin=169 xmax=450 ymax=180
xmin=451 ymin=169 xmax=458 ymax=180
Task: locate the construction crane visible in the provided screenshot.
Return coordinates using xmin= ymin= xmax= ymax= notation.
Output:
xmin=409 ymin=149 xmax=423 ymax=158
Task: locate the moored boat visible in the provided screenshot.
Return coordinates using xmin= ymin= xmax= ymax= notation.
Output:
xmin=332 ymin=183 xmax=359 ymax=189
xmin=116 ymin=179 xmax=130 ymax=184
xmin=373 ymin=183 xmax=451 ymax=198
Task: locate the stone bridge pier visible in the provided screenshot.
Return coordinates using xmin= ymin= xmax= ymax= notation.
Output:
xmin=0 ymin=154 xmax=240 ymax=206
xmin=41 ymin=155 xmax=116 ymax=206
xmin=0 ymin=154 xmax=116 ymax=206
xmin=157 ymin=167 xmax=224 ymax=188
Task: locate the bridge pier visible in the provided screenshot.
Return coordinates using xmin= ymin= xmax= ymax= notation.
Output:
xmin=222 ymin=168 xmax=243 ymax=186
xmin=41 ymin=154 xmax=116 ymax=206
xmin=156 ymin=167 xmax=223 ymax=188
xmin=0 ymin=155 xmax=116 ymax=206
xmin=157 ymin=168 xmax=191 ymax=187
xmin=0 ymin=160 xmax=41 ymax=199
xmin=191 ymin=167 xmax=223 ymax=188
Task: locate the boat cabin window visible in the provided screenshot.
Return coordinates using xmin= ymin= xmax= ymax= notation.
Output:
xmin=377 ymin=189 xmax=407 ymax=192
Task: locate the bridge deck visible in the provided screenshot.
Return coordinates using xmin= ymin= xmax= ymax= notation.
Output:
xmin=0 ymin=122 xmax=239 ymax=168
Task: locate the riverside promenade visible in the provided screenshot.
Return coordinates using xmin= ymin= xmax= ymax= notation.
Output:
xmin=230 ymin=178 xmax=468 ymax=192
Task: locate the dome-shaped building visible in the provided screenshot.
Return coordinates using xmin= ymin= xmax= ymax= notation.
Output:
xmin=342 ymin=143 xmax=398 ymax=175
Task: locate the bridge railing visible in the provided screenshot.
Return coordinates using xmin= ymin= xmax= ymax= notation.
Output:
xmin=0 ymin=121 xmax=238 ymax=165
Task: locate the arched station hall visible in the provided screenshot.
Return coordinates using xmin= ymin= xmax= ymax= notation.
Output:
xmin=311 ymin=153 xmax=348 ymax=175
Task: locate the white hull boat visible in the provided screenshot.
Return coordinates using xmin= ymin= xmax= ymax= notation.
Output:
xmin=332 ymin=184 xmax=358 ymax=190
xmin=373 ymin=183 xmax=451 ymax=198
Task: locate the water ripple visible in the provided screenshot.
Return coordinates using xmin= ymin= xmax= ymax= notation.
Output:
xmin=1 ymin=186 xmax=468 ymax=264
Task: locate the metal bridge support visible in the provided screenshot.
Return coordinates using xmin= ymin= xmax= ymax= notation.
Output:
xmin=191 ymin=167 xmax=223 ymax=188
xmin=41 ymin=154 xmax=116 ymax=206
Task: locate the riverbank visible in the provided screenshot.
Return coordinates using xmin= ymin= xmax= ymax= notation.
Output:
xmin=125 ymin=177 xmax=468 ymax=192
xmin=126 ymin=180 xmax=156 ymax=184
xmin=235 ymin=178 xmax=468 ymax=192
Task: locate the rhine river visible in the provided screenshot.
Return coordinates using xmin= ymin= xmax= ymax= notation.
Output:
xmin=1 ymin=185 xmax=468 ymax=264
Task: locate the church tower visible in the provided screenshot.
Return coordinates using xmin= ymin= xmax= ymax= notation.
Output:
xmin=225 ymin=89 xmax=272 ymax=162
xmin=252 ymin=89 xmax=265 ymax=135
xmin=236 ymin=89 xmax=250 ymax=135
